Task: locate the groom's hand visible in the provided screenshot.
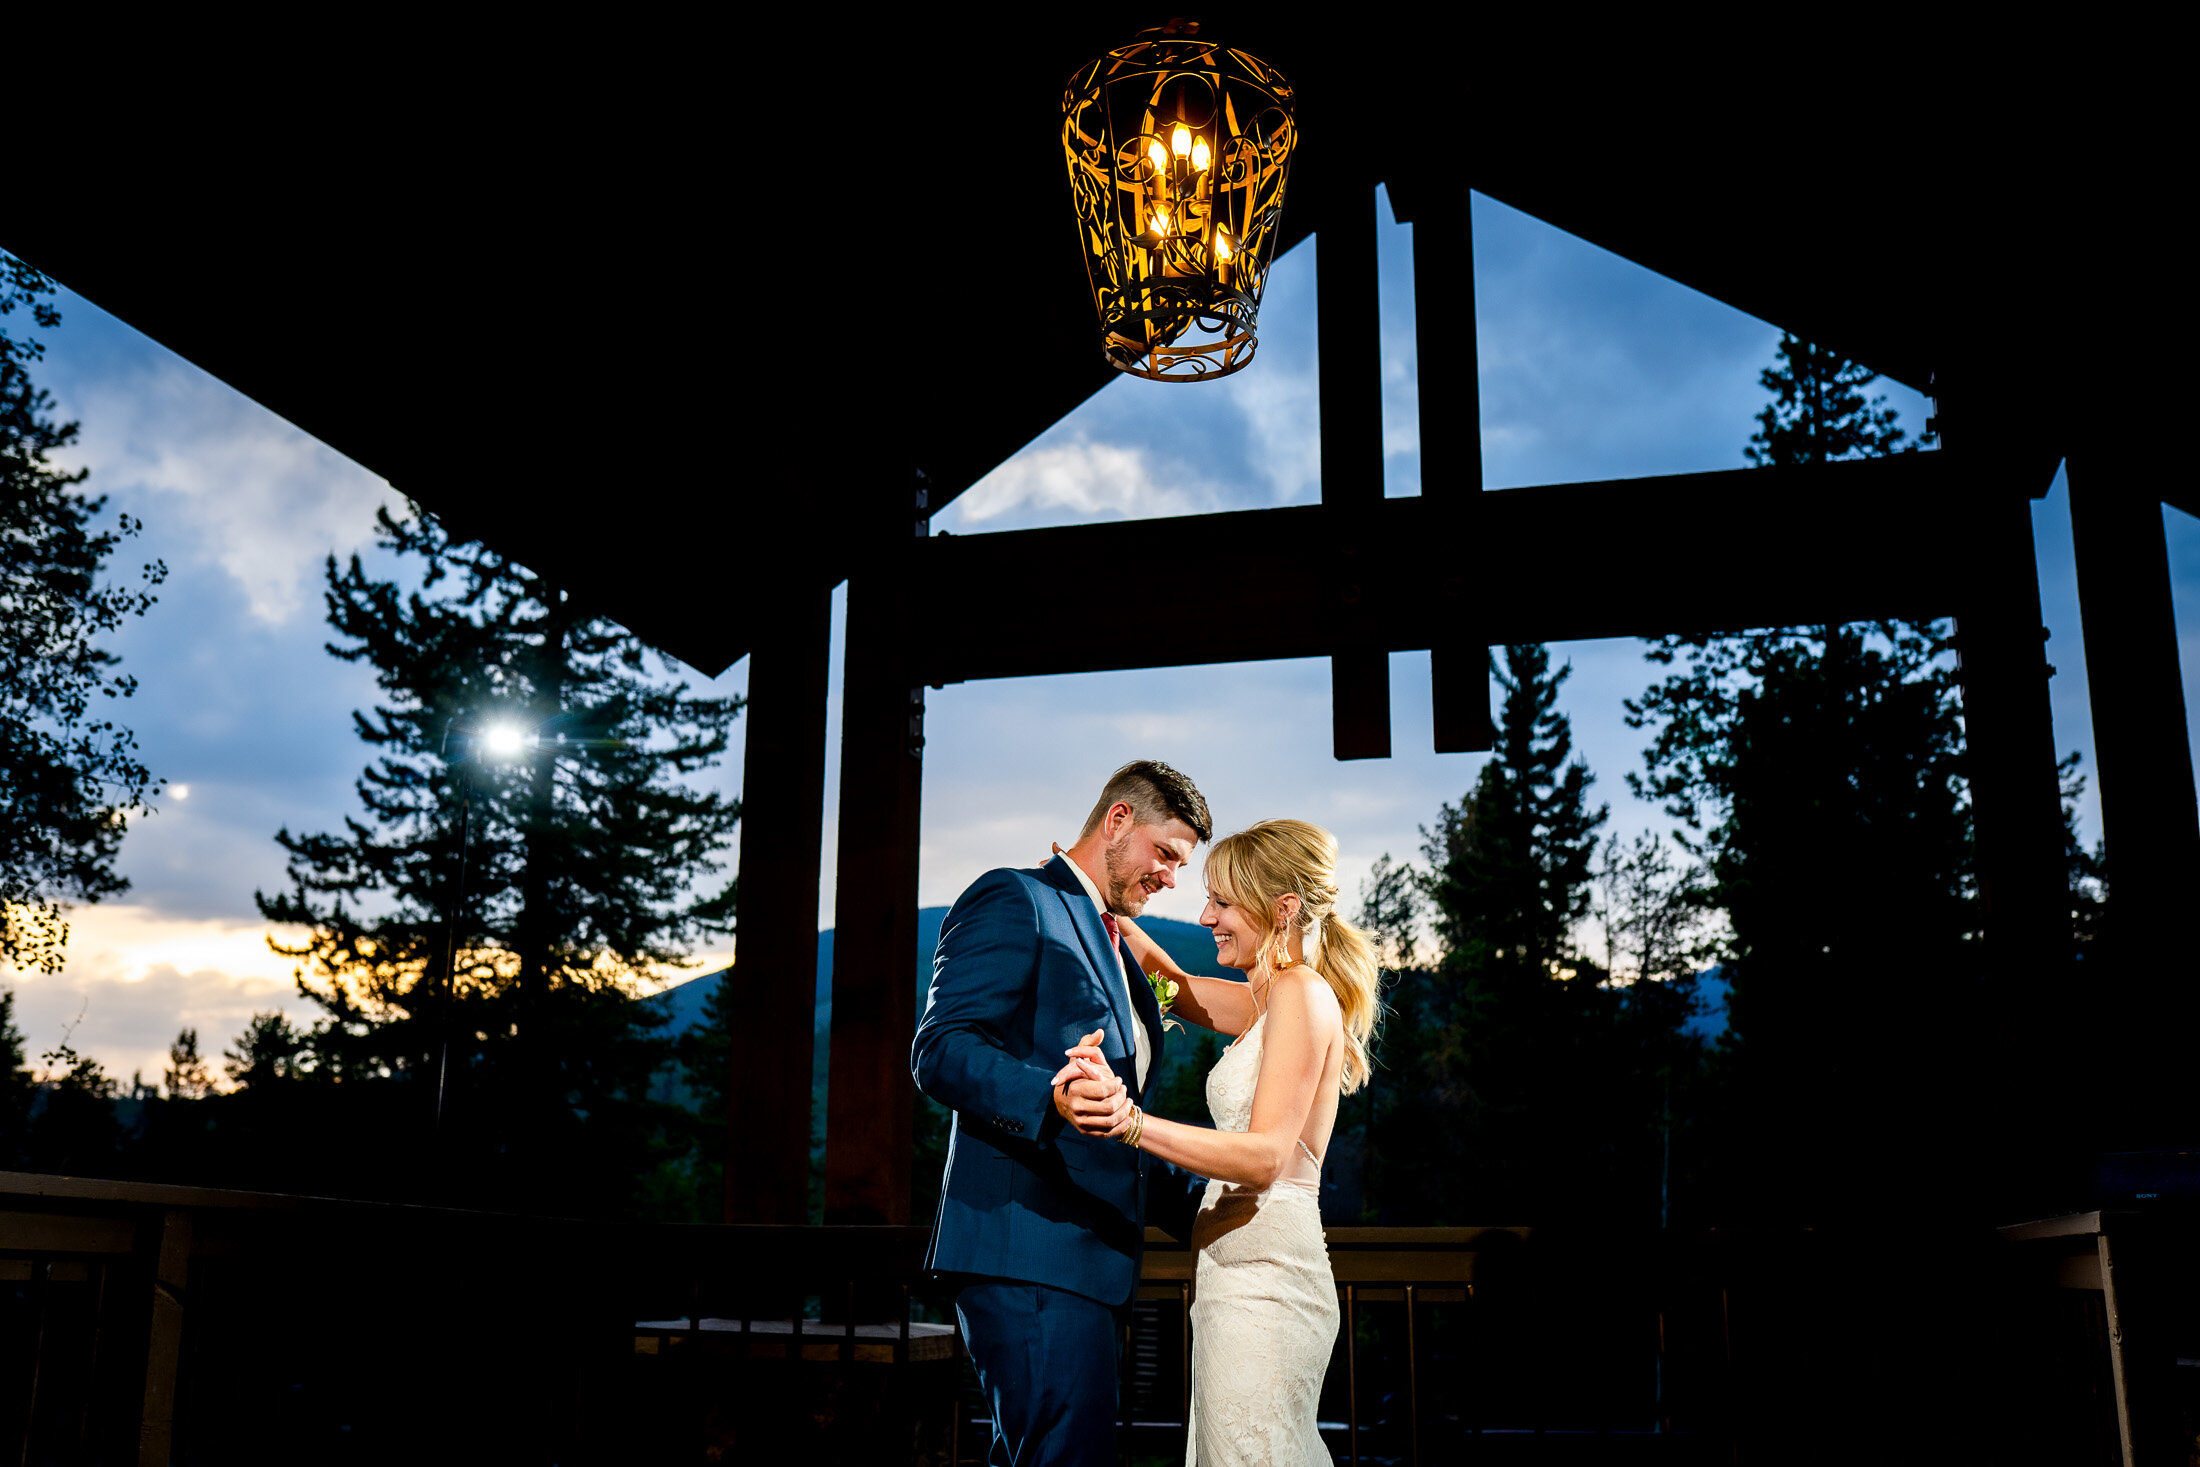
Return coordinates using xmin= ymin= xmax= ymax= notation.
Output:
xmin=1051 ymin=1029 xmax=1129 ymax=1135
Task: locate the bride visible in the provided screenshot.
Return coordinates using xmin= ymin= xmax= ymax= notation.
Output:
xmin=1053 ymin=818 xmax=1384 ymax=1465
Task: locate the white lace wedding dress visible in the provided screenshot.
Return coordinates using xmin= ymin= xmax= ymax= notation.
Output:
xmin=1184 ymin=1012 xmax=1339 ymax=1464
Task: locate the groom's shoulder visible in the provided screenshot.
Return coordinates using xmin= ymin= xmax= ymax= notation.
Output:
xmin=938 ymin=867 xmax=1056 ymax=948
xmin=949 ymin=864 xmax=1051 ymax=913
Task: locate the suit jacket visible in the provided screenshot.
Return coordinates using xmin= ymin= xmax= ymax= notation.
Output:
xmin=911 ymin=855 xmax=1208 ymax=1305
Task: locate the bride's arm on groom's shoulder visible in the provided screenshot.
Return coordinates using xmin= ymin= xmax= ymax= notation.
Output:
xmin=1174 ymin=974 xmax=1256 ymax=1036
xmin=1115 ymin=919 xmax=1254 ymax=1036
xmin=1074 ymin=975 xmax=1339 ymax=1191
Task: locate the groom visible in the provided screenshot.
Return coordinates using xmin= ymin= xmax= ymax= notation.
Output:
xmin=912 ymin=759 xmax=1213 ymax=1466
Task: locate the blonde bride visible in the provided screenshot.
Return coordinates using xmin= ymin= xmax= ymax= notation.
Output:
xmin=1055 ymin=819 xmax=1384 ymax=1465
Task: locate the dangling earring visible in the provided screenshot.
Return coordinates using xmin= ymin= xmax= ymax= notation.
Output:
xmin=1271 ymin=916 xmax=1295 ymax=971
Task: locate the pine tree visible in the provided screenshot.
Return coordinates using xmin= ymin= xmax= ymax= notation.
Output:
xmin=254 ymin=505 xmax=742 ymax=1212
xmin=1378 ymin=645 xmax=1624 ymax=1222
xmin=1623 ymin=335 xmax=1984 ymax=1218
xmin=1356 ymin=853 xmax=1423 ymax=970
xmin=1423 ymin=645 xmax=1607 ymax=974
xmin=1 ymin=254 xmax=166 ymax=973
xmin=163 ymin=1027 xmax=214 ymax=1100
xmin=1745 ymin=331 xmax=1932 ymax=468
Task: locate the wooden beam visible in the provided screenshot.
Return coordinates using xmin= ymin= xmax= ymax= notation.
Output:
xmin=822 ymin=571 xmax=923 ymax=1227
xmin=1332 ymin=650 xmax=1391 ymax=761
xmin=725 ymin=583 xmax=831 ymax=1224
xmin=915 ymin=452 xmax=1972 ymax=685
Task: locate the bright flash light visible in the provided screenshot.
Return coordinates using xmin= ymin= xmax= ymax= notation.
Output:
xmin=1170 ymin=124 xmax=1191 ymax=157
xmin=1148 ymin=140 xmax=1167 ymax=171
xmin=484 ymin=724 xmax=528 ymax=757
xmin=1191 ymin=137 xmax=1210 ymax=171
xmin=170 ymin=784 xmax=191 ymax=800
xmin=1213 ymin=229 xmax=1233 ymax=261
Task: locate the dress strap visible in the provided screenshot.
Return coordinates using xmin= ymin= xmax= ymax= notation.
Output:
xmin=1296 ymin=1137 xmax=1323 ymax=1168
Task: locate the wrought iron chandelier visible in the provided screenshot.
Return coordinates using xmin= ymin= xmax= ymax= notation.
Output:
xmin=1062 ymin=19 xmax=1296 ymax=381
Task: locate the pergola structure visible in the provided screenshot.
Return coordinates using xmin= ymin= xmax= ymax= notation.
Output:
xmin=7 ymin=15 xmax=2188 ymax=1232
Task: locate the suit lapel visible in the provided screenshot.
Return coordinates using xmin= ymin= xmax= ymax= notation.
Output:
xmin=1120 ymin=941 xmax=1166 ymax=1092
xmin=1048 ymin=857 xmax=1141 ymax=1061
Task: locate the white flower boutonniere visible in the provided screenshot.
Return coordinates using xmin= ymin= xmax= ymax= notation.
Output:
xmin=1146 ymin=970 xmax=1183 ymax=1032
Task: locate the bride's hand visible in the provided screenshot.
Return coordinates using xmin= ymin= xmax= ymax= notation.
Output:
xmin=1049 ymin=1032 xmax=1131 ymax=1137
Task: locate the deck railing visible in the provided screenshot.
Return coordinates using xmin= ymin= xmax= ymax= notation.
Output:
xmin=0 ymin=1171 xmax=2150 ymax=1465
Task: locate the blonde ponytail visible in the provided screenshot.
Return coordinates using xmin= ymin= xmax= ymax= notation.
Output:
xmin=1315 ymin=908 xmax=1383 ymax=1095
xmin=1204 ymin=818 xmax=1386 ymax=1094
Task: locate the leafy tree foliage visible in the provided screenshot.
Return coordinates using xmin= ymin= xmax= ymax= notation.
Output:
xmin=1 ymin=254 xmax=166 ymax=972
xmin=223 ymin=1012 xmax=308 ymax=1089
xmin=252 ymin=505 xmax=743 ymax=1212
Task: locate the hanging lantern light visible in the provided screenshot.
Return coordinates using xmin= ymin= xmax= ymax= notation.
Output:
xmin=1062 ymin=19 xmax=1296 ymax=381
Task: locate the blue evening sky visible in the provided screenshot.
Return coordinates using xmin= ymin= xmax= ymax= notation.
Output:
xmin=10 ymin=190 xmax=2198 ymax=1083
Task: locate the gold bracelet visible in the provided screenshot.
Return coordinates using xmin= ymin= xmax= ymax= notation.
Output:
xmin=1121 ymin=1103 xmax=1145 ymax=1149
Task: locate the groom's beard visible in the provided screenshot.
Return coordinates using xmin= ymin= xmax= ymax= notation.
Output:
xmin=1102 ymin=836 xmax=1155 ymax=916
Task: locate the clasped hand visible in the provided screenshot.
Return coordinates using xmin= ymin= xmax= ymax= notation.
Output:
xmin=1050 ymin=1030 xmax=1133 ymax=1138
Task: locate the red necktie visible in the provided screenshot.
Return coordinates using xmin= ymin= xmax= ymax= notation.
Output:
xmin=1100 ymin=911 xmax=1121 ymax=956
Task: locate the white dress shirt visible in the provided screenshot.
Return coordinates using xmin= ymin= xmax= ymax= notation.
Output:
xmin=1057 ymin=853 xmax=1152 ymax=1090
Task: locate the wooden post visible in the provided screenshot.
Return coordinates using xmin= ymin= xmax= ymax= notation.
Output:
xmin=823 ymin=560 xmax=924 ymax=1226
xmin=2066 ymin=452 xmax=2200 ymax=955
xmin=725 ymin=582 xmax=832 ymax=1224
xmin=1945 ymin=416 xmax=2073 ymax=1212
xmin=1319 ymin=167 xmax=1390 ymax=761
xmin=1410 ymin=166 xmax=1492 ymax=754
xmin=1948 ymin=465 xmax=2068 ymax=969
xmin=136 ymin=1207 xmax=190 ymax=1467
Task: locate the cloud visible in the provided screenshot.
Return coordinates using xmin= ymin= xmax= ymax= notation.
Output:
xmin=41 ymin=299 xmax=399 ymax=627
xmin=1 ymin=902 xmax=737 ymax=1091
xmin=1222 ymin=352 xmax=1322 ymax=505
xmin=3 ymin=904 xmax=309 ymax=1086
xmin=953 ymin=435 xmax=1209 ymax=526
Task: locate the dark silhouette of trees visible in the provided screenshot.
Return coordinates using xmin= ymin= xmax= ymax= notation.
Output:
xmin=1620 ymin=333 xmax=1996 ymax=1220
xmin=249 ymin=504 xmax=743 ymax=1213
xmin=0 ymin=992 xmax=33 ymax=1165
xmin=1 ymin=254 xmax=166 ymax=973
xmin=1369 ymin=645 xmax=1670 ymax=1223
xmin=1630 ymin=623 xmax=1976 ymax=1218
xmin=163 ymin=1027 xmax=214 ymax=1101
xmin=1745 ymin=331 xmax=1933 ymax=468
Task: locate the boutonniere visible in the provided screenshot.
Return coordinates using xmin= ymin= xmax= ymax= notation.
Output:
xmin=1146 ymin=971 xmax=1184 ymax=1032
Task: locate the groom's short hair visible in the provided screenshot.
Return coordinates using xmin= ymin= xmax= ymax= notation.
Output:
xmin=1079 ymin=760 xmax=1212 ymax=845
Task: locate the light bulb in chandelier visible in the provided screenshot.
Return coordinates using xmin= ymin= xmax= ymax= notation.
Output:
xmin=1061 ymin=20 xmax=1296 ymax=380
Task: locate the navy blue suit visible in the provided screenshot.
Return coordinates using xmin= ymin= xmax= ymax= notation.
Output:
xmin=911 ymin=855 xmax=1205 ymax=1464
